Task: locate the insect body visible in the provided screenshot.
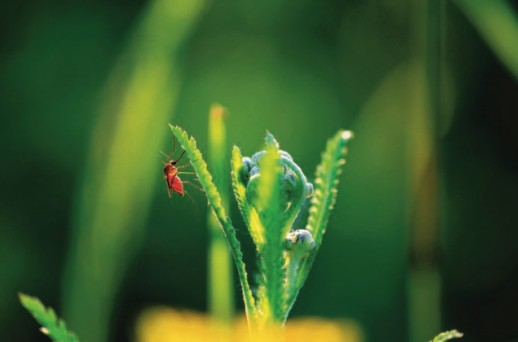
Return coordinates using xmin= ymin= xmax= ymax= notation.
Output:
xmin=163 ymin=150 xmax=185 ymax=197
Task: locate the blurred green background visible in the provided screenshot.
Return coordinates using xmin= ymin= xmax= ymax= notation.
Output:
xmin=1 ymin=0 xmax=518 ymax=341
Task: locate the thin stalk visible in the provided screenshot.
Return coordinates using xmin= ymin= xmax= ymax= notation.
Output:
xmin=207 ymin=104 xmax=234 ymax=324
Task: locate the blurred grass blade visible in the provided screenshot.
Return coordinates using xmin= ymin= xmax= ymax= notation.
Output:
xmin=207 ymin=104 xmax=234 ymax=324
xmin=61 ymin=1 xmax=206 ymax=341
xmin=170 ymin=125 xmax=257 ymax=323
xmin=454 ymin=0 xmax=518 ymax=80
xmin=19 ymin=293 xmax=79 ymax=342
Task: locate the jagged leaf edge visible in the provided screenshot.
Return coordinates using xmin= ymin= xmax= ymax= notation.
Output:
xmin=19 ymin=293 xmax=79 ymax=342
xmin=431 ymin=329 xmax=463 ymax=342
xmin=256 ymin=138 xmax=287 ymax=322
xmin=169 ymin=125 xmax=257 ymax=321
xmin=306 ymin=130 xmax=352 ymax=243
xmin=230 ymin=146 xmax=265 ymax=247
xmin=285 ymin=130 xmax=352 ymax=316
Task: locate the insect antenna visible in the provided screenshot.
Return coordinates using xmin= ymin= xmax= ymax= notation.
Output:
xmin=184 ymin=189 xmax=199 ymax=208
xmin=160 ymin=150 xmax=173 ymax=165
xmin=174 ymin=150 xmax=186 ymax=164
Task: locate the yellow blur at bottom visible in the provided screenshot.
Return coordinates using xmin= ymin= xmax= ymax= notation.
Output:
xmin=135 ymin=307 xmax=362 ymax=342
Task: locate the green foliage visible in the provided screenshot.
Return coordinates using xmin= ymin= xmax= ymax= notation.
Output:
xmin=231 ymin=146 xmax=262 ymax=245
xmin=18 ymin=122 xmax=350 ymax=333
xmin=431 ymin=329 xmax=463 ymax=342
xmin=255 ymin=138 xmax=286 ymax=322
xmin=169 ymin=125 xmax=257 ymax=322
xmin=231 ymin=132 xmax=315 ymax=323
xmin=287 ymin=130 xmax=353 ymax=314
xmin=19 ymin=293 xmax=79 ymax=342
xmin=171 ymin=125 xmax=351 ymax=327
xmin=230 ymin=129 xmax=351 ymax=325
xmin=306 ymin=130 xmax=353 ymax=243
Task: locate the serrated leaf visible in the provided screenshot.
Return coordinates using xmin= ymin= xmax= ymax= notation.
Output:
xmin=255 ymin=140 xmax=286 ymax=322
xmin=285 ymin=130 xmax=352 ymax=315
xmin=230 ymin=146 xmax=247 ymax=214
xmin=231 ymin=146 xmax=265 ymax=246
xmin=169 ymin=125 xmax=257 ymax=321
xmin=19 ymin=293 xmax=79 ymax=342
xmin=431 ymin=329 xmax=463 ymax=342
xmin=306 ymin=130 xmax=353 ymax=244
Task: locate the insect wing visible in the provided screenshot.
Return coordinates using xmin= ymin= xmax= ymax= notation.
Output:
xmin=171 ymin=175 xmax=185 ymax=196
xmin=165 ymin=179 xmax=172 ymax=198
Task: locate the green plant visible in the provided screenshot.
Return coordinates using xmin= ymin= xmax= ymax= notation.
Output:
xmin=19 ymin=123 xmax=466 ymax=341
xmin=430 ymin=329 xmax=463 ymax=342
xmin=170 ymin=125 xmax=352 ymax=328
xmin=19 ymin=293 xmax=78 ymax=342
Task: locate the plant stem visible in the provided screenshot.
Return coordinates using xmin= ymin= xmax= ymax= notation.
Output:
xmin=207 ymin=104 xmax=234 ymax=324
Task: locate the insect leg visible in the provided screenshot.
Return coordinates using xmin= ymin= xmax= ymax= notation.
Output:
xmin=182 ymin=180 xmax=205 ymax=193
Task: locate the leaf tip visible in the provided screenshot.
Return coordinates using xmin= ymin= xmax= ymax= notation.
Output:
xmin=432 ymin=329 xmax=464 ymax=342
xmin=340 ymin=130 xmax=354 ymax=141
xmin=264 ymin=131 xmax=279 ymax=148
xmin=18 ymin=292 xmax=34 ymax=307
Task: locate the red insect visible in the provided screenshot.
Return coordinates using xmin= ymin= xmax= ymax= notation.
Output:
xmin=163 ymin=150 xmax=186 ymax=197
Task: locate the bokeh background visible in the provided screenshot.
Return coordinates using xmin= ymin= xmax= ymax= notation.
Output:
xmin=1 ymin=0 xmax=518 ymax=341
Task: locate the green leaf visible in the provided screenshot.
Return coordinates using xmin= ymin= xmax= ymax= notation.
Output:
xmin=169 ymin=125 xmax=257 ymax=322
xmin=255 ymin=140 xmax=286 ymax=323
xmin=231 ymin=146 xmax=265 ymax=246
xmin=286 ymin=130 xmax=353 ymax=315
xmin=306 ymin=130 xmax=353 ymax=245
xmin=431 ymin=329 xmax=463 ymax=342
xmin=19 ymin=293 xmax=79 ymax=342
xmin=232 ymin=132 xmax=314 ymax=324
